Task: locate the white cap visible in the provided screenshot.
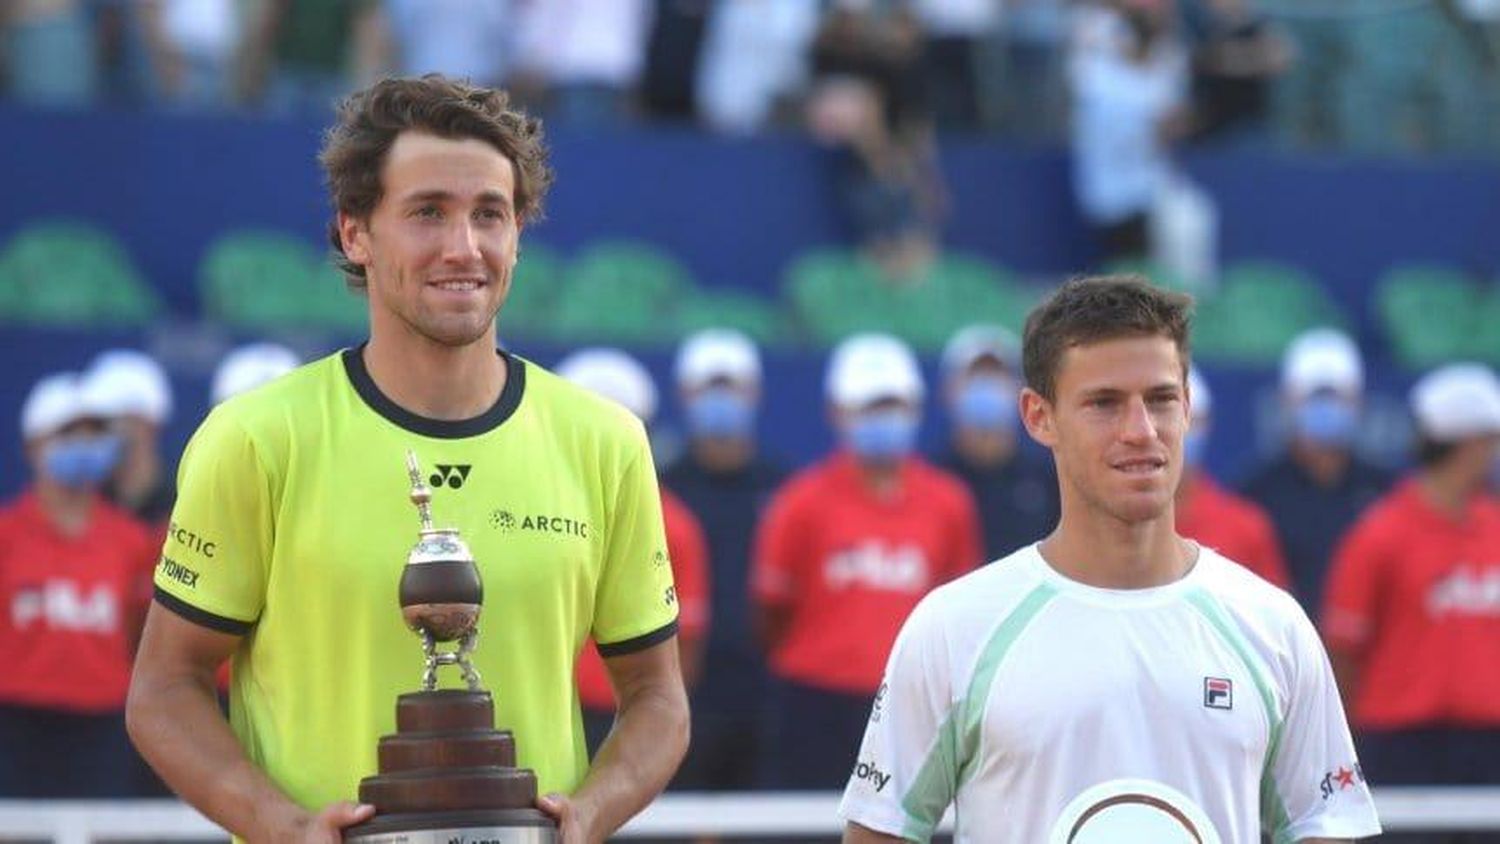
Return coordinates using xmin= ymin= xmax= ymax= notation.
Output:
xmin=79 ymin=349 xmax=173 ymax=424
xmin=1410 ymin=362 xmax=1500 ymax=442
xmin=675 ymin=328 xmax=761 ymax=389
xmin=212 ymin=343 xmax=302 ymax=405
xmin=555 ymin=348 xmax=659 ymax=423
xmin=826 ymin=333 xmax=925 ymax=409
xmin=21 ymin=372 xmax=89 ymax=440
xmin=1188 ymin=366 xmax=1212 ymax=420
xmin=940 ymin=324 xmax=1020 ymax=378
xmin=1281 ymin=328 xmax=1364 ymax=400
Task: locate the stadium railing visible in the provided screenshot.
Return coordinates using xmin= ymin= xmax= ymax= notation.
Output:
xmin=2 ymin=789 xmax=1500 ymax=841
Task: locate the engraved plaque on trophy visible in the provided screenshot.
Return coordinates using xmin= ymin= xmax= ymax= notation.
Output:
xmin=343 ymin=452 xmax=559 ymax=843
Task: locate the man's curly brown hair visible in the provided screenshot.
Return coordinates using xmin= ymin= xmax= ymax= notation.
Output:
xmin=319 ymin=74 xmax=555 ymax=288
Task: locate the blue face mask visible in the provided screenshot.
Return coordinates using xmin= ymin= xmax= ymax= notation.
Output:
xmin=1183 ymin=429 xmax=1208 ymax=467
xmin=686 ymin=388 xmax=755 ymax=440
xmin=954 ymin=377 xmax=1017 ymax=433
xmin=1294 ymin=395 xmax=1358 ymax=447
xmin=846 ymin=409 xmax=919 ymax=464
xmin=43 ymin=435 xmax=122 ymax=489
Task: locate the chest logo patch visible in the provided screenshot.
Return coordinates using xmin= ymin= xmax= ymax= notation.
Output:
xmin=1203 ymin=677 xmax=1233 ymax=710
xmin=430 ymin=464 xmax=473 ymax=489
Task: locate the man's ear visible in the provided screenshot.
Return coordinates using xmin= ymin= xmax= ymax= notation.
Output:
xmin=1020 ymin=387 xmax=1057 ymax=448
xmin=339 ymin=212 xmax=371 ymax=268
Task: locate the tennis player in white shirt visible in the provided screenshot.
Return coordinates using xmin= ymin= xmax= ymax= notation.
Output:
xmin=840 ymin=276 xmax=1380 ymax=843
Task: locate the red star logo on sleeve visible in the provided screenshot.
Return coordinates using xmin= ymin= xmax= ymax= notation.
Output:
xmin=1336 ymin=766 xmax=1355 ymax=789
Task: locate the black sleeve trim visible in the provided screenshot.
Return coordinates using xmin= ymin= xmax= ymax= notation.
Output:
xmin=154 ymin=586 xmax=255 ymax=636
xmin=596 ymin=619 xmax=679 ymax=657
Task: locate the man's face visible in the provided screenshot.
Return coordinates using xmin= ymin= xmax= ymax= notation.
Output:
xmin=1023 ymin=335 xmax=1189 ymax=525
xmin=340 ymin=131 xmax=522 ymax=348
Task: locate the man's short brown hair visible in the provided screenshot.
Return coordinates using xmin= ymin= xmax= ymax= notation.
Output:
xmin=319 ymin=74 xmax=555 ymax=287
xmin=1022 ymin=275 xmax=1194 ymax=401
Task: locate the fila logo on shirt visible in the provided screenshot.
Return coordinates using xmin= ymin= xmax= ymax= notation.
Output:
xmin=430 ymin=464 xmax=473 ymax=489
xmin=1203 ymin=677 xmax=1233 ymax=710
xmin=824 ymin=542 xmax=930 ymax=592
xmin=10 ymin=581 xmax=120 ymax=633
xmin=1426 ymin=567 xmax=1500 ymax=617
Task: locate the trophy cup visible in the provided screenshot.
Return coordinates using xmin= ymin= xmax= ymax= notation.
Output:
xmin=343 ymin=452 xmax=559 ymax=843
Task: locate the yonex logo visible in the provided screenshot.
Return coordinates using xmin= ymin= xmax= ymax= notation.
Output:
xmin=430 ymin=464 xmax=473 ymax=489
xmin=1204 ymin=677 xmax=1232 ymax=710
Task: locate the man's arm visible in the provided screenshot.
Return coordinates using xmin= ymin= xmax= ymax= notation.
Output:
xmin=538 ymin=636 xmax=689 ymax=843
xmin=126 ymin=604 xmax=373 ymax=843
xmin=844 ymin=821 xmax=907 ymax=843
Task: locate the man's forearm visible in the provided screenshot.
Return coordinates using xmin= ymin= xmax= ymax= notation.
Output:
xmin=127 ymin=672 xmax=307 ymax=841
xmin=570 ymin=677 xmax=690 ymax=840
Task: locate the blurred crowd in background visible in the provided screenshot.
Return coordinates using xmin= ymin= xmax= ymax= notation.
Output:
xmin=5 ymin=319 xmax=1499 ymax=806
xmin=3 ymin=0 xmax=1498 ymax=150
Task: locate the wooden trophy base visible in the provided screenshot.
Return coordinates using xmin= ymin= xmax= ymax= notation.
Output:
xmin=344 ymin=690 xmax=558 ymax=842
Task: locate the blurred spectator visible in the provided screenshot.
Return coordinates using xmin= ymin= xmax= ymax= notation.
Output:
xmin=510 ymin=0 xmax=652 ymax=127
xmin=553 ymin=348 xmax=710 ymax=755
xmin=237 ymin=0 xmax=383 ymax=114
xmin=136 ymin=0 xmax=239 ymax=108
xmin=1240 ymin=328 xmax=1392 ymax=614
xmin=79 ymin=349 xmax=176 ymax=525
xmin=1181 ymin=0 xmax=1292 ymax=146
xmin=639 ymin=0 xmax=709 ymax=122
xmin=661 ymin=328 xmax=787 ymax=792
xmin=377 ymin=0 xmax=511 ymax=86
xmin=0 ymin=373 xmax=156 ymax=796
xmin=1323 ymin=364 xmax=1500 ymax=803
xmin=211 ymin=342 xmax=302 ymax=405
xmin=751 ymin=333 xmax=979 ymax=789
xmin=1068 ymin=0 xmax=1189 ymax=262
xmin=1175 ymin=367 xmax=1291 ymax=588
xmin=3 ymin=0 xmax=98 ymax=106
xmin=696 ymin=0 xmax=821 ymax=133
xmin=991 ymin=0 xmax=1070 ymax=138
xmin=934 ymin=324 xmax=1058 ymax=562
xmin=909 ymin=0 xmax=1002 ymax=131
xmin=806 ymin=3 xmax=946 ymax=280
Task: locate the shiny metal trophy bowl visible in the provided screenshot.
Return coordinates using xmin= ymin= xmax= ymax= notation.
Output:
xmin=343 ymin=452 xmax=559 ymax=843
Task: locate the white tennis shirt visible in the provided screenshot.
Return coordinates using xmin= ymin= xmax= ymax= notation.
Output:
xmin=840 ymin=544 xmax=1381 ymax=843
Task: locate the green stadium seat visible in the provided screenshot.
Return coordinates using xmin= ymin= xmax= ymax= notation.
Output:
xmin=549 ymin=240 xmax=695 ymax=344
xmin=200 ymin=230 xmax=368 ymax=332
xmin=0 ymin=221 xmax=159 ymax=325
xmin=784 ymin=248 xmax=1032 ymax=350
xmin=499 ymin=242 xmax=564 ymax=339
xmin=1376 ymin=265 xmax=1481 ymax=369
xmin=1194 ymin=261 xmax=1344 ymax=364
xmin=675 ymin=289 xmax=787 ymax=346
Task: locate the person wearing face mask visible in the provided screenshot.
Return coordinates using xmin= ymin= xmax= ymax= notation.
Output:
xmin=79 ymin=349 xmax=176 ymax=525
xmin=660 ymin=328 xmax=787 ymax=793
xmin=1240 ymin=328 xmax=1392 ymax=614
xmin=1175 ymin=367 xmax=1290 ymax=588
xmin=936 ymin=325 xmax=1060 ymax=562
xmin=1323 ymin=364 xmax=1500 ymax=810
xmin=750 ymin=332 xmax=980 ymax=790
xmin=0 ymin=373 xmax=156 ymax=797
